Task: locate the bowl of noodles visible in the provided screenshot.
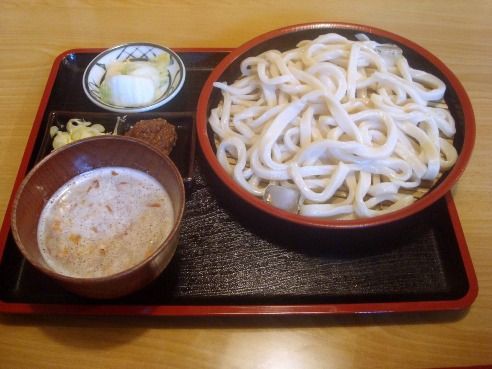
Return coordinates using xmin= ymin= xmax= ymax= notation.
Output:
xmin=196 ymin=22 xmax=475 ymax=229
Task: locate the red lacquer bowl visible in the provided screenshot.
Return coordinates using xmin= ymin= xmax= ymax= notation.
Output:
xmin=11 ymin=136 xmax=185 ymax=299
xmin=196 ymin=22 xmax=475 ymax=229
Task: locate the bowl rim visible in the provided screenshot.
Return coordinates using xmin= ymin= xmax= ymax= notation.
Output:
xmin=196 ymin=21 xmax=476 ymax=229
xmin=10 ymin=135 xmax=186 ymax=283
xmin=82 ymin=42 xmax=186 ymax=113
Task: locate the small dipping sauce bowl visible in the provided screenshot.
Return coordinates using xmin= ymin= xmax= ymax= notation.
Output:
xmin=11 ymin=135 xmax=185 ymax=299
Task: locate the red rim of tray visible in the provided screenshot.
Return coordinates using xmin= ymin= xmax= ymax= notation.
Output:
xmin=196 ymin=22 xmax=476 ymax=230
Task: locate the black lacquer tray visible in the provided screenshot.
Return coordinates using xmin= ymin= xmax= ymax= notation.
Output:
xmin=0 ymin=49 xmax=477 ymax=315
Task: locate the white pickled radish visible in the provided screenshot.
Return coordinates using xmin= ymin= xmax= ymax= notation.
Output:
xmin=128 ymin=63 xmax=161 ymax=88
xmin=106 ymin=75 xmax=155 ymax=107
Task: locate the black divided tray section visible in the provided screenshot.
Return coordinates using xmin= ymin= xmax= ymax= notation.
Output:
xmin=0 ymin=50 xmax=474 ymax=312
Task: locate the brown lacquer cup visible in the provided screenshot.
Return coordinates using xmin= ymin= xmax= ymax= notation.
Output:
xmin=11 ymin=135 xmax=185 ymax=299
xmin=196 ymin=22 xmax=475 ymax=230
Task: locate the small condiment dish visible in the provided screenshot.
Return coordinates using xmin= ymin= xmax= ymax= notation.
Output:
xmin=82 ymin=42 xmax=186 ymax=113
xmin=11 ymin=135 xmax=185 ymax=299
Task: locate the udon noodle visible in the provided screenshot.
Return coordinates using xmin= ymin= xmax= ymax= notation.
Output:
xmin=208 ymin=33 xmax=458 ymax=219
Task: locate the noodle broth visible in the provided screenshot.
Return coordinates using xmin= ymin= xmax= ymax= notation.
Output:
xmin=37 ymin=167 xmax=175 ymax=278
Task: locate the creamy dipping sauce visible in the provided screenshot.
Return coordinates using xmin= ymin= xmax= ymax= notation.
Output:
xmin=37 ymin=167 xmax=174 ymax=278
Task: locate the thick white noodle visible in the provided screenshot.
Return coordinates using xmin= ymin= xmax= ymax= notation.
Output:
xmin=209 ymin=33 xmax=458 ymax=219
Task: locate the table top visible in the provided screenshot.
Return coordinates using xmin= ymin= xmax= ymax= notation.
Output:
xmin=1 ymin=1 xmax=491 ymax=368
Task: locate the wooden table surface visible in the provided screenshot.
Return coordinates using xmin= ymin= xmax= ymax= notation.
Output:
xmin=1 ymin=1 xmax=491 ymax=368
